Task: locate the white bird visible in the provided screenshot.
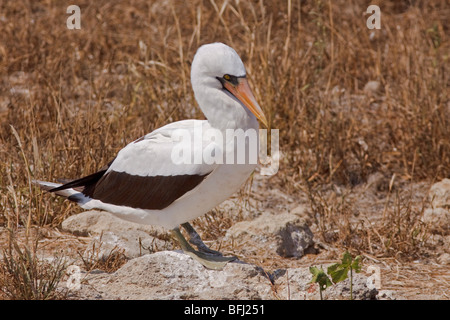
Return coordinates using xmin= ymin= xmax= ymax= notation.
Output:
xmin=34 ymin=42 xmax=268 ymax=269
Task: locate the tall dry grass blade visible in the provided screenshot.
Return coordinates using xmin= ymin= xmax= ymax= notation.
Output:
xmin=10 ymin=125 xmax=33 ymax=240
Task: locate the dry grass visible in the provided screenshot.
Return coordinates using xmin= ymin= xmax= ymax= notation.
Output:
xmin=0 ymin=231 xmax=68 ymax=300
xmin=78 ymin=232 xmax=128 ymax=273
xmin=0 ymin=0 xmax=449 ymax=298
xmin=303 ymin=179 xmax=432 ymax=260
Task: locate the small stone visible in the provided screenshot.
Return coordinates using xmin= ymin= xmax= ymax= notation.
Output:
xmin=363 ymin=80 xmax=381 ymax=96
xmin=437 ymin=253 xmax=450 ymax=265
xmin=377 ymin=290 xmax=397 ymax=300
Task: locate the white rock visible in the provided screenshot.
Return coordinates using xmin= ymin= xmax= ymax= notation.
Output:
xmin=61 ymin=210 xmax=173 ymax=259
xmin=437 ymin=253 xmax=450 ymax=265
xmin=75 ymin=251 xmax=273 ymax=300
xmin=225 ymin=212 xmax=314 ymax=258
xmin=275 ymin=267 xmax=378 ymax=300
xmin=429 ymin=178 xmax=450 ymax=209
xmin=72 ymin=251 xmax=378 ymax=300
xmin=289 ymin=204 xmax=310 ymax=218
xmin=423 ymin=208 xmax=450 ymax=231
xmin=377 ymin=290 xmax=397 ymax=300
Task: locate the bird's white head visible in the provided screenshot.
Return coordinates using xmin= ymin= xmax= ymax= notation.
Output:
xmin=191 ymin=43 xmax=268 ymax=129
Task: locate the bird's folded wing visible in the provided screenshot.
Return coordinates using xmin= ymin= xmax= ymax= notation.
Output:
xmin=54 ymin=120 xmax=218 ymax=210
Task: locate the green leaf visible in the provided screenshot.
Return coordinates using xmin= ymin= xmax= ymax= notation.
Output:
xmin=341 ymin=251 xmax=352 ymax=267
xmin=330 ymin=267 xmax=349 ymax=283
xmin=309 ymin=266 xmax=332 ymax=290
xmin=326 ymin=263 xmax=339 ymax=274
xmin=351 ymin=255 xmax=362 ymax=273
xmin=309 ymin=266 xmax=320 ymax=281
xmin=327 ymin=251 xmax=364 ymax=284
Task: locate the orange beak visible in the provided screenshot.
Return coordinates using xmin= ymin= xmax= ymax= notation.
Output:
xmin=224 ymin=78 xmax=268 ymax=128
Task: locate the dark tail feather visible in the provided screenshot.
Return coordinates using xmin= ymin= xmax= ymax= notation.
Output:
xmin=49 ymin=169 xmax=107 ymax=193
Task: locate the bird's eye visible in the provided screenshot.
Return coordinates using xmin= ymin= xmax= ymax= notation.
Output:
xmin=223 ymin=74 xmax=231 ymax=81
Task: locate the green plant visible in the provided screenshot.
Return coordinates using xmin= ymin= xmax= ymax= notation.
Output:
xmin=327 ymin=251 xmax=362 ymax=300
xmin=309 ymin=251 xmax=362 ymax=300
xmin=309 ymin=266 xmax=332 ymax=300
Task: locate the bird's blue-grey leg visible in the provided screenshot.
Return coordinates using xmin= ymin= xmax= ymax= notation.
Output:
xmin=171 ymin=226 xmax=236 ymax=270
xmin=181 ymin=222 xmax=224 ymax=256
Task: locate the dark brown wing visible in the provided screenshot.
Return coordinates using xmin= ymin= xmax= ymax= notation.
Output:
xmin=82 ymin=170 xmax=211 ymax=210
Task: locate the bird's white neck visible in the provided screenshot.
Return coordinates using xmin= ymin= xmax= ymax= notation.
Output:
xmin=194 ymin=85 xmax=259 ymax=132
